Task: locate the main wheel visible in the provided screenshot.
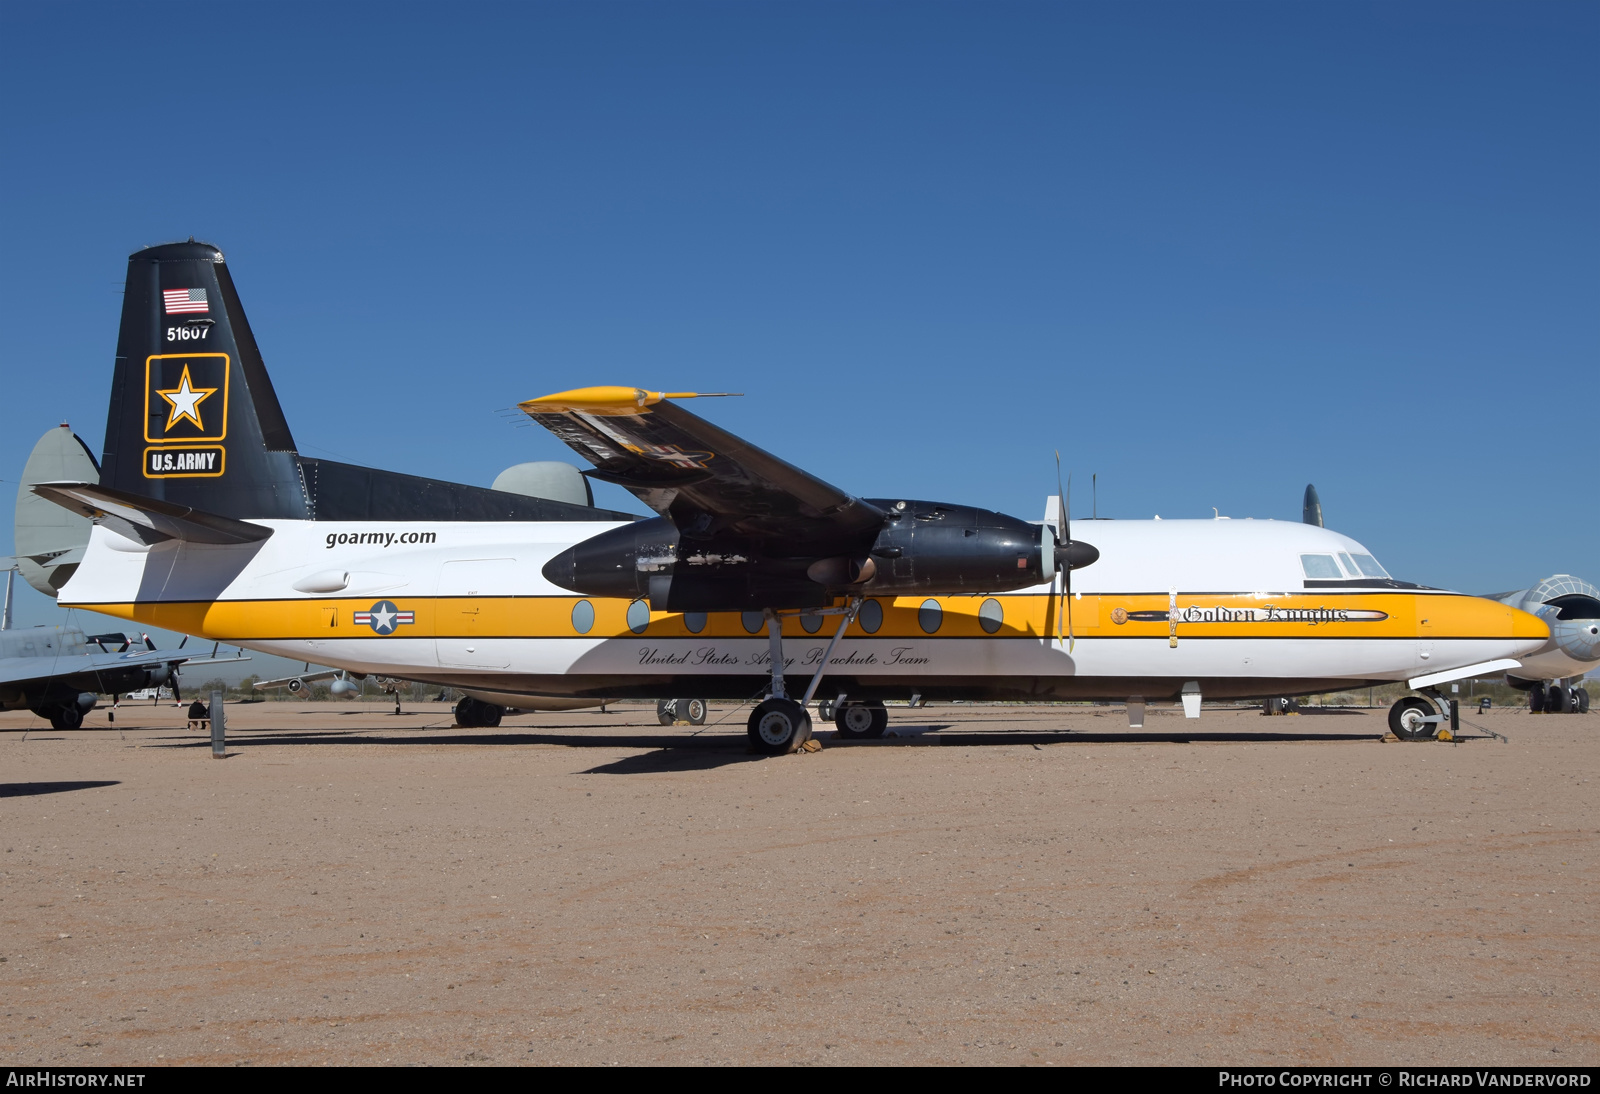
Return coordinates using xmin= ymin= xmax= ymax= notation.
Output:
xmin=480 ymin=702 xmax=503 ymax=727
xmin=657 ymin=699 xmax=676 ymax=726
xmin=50 ymin=705 xmax=84 ymax=731
xmin=815 ymin=699 xmax=835 ymax=722
xmin=747 ymin=698 xmax=812 ymax=755
xmin=835 ymin=700 xmax=888 ymax=739
xmin=454 ymin=697 xmax=479 ymax=727
xmin=1388 ymin=696 xmax=1436 ymax=741
xmin=680 ymin=699 xmax=708 ymax=726
xmin=1577 ymin=688 xmax=1591 ymax=714
xmin=1546 ymin=685 xmax=1570 ymax=714
xmin=1529 ymin=685 xmax=1546 ymax=713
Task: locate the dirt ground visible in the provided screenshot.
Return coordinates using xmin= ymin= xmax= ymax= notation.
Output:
xmin=1 ymin=699 xmax=1594 ymax=1067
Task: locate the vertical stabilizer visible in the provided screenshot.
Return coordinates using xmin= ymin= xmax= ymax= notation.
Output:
xmin=15 ymin=424 xmax=100 ymax=595
xmin=101 ymin=241 xmax=307 ymax=519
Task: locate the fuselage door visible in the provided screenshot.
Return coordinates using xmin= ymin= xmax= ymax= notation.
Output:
xmin=436 ymin=558 xmax=517 ymax=669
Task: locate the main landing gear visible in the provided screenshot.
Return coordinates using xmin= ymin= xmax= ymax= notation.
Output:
xmin=1529 ymin=682 xmax=1589 ymax=714
xmin=746 ymin=600 xmax=863 ymax=756
xmin=833 ymin=699 xmax=888 ymax=739
xmin=656 ymin=699 xmax=708 ymax=726
xmin=454 ymin=696 xmax=503 ymax=728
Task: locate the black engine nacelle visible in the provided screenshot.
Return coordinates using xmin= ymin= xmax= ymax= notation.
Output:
xmin=540 ymin=499 xmax=1092 ymax=611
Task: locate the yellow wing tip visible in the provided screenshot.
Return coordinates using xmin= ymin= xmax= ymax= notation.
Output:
xmin=518 ymin=388 xmax=741 ymax=415
xmin=518 ymin=386 xmax=664 ymax=415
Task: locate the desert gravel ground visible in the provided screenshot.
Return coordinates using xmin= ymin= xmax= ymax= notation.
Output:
xmin=1 ymin=700 xmax=1594 ymax=1067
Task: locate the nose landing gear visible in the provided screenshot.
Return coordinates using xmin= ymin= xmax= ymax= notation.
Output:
xmin=1387 ymin=689 xmax=1458 ymax=741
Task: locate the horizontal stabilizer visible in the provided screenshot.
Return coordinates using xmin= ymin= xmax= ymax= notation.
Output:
xmin=31 ymin=482 xmax=273 ymax=546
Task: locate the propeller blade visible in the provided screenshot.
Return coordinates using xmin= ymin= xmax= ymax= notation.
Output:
xmin=1054 ymin=454 xmax=1065 ymax=649
xmin=1066 ymin=471 xmax=1075 ymax=653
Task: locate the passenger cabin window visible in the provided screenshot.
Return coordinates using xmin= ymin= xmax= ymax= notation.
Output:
xmin=1300 ymin=554 xmax=1343 ymax=579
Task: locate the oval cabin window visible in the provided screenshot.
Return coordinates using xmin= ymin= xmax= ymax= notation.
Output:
xmin=571 ymin=600 xmax=595 ymax=635
xmin=858 ymin=599 xmax=883 ymax=634
xmin=979 ymin=598 xmax=1004 ymax=634
xmin=684 ymin=612 xmax=707 ymax=634
xmin=919 ymin=599 xmax=943 ymax=634
xmin=627 ymin=600 xmax=650 ymax=634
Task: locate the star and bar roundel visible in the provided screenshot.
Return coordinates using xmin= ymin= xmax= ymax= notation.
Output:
xmin=354 ymin=601 xmax=415 ymax=635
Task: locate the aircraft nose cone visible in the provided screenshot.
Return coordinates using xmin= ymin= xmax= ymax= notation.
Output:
xmin=541 ymin=548 xmax=579 ymax=591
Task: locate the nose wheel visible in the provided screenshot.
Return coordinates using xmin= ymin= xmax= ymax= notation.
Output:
xmin=1388 ymin=690 xmax=1459 ymax=741
xmin=1388 ymin=696 xmax=1436 ymax=740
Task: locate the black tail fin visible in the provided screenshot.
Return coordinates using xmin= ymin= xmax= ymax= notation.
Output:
xmin=99 ymin=241 xmax=635 ymax=524
xmin=102 ymin=241 xmax=308 ymax=519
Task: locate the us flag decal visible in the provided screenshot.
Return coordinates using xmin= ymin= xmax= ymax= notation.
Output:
xmin=163 ymin=287 xmax=209 ymax=314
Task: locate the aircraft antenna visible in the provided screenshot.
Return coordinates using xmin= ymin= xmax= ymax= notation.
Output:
xmin=2 ymin=568 xmax=13 ymax=631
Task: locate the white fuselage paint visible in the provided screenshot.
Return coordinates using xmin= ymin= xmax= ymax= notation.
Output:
xmin=59 ymin=516 xmax=1548 ymax=702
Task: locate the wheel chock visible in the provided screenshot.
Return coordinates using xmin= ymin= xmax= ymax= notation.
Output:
xmin=799 ymin=738 xmax=823 ymax=753
xmin=1436 ymin=728 xmax=1454 ymax=742
xmin=1381 ymin=732 xmax=1400 ymax=742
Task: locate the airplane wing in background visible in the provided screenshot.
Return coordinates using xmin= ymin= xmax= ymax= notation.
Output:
xmin=520 ymin=387 xmax=885 ymax=553
xmin=0 ymin=646 xmax=219 ymax=689
xmin=253 ymin=668 xmax=347 ymax=691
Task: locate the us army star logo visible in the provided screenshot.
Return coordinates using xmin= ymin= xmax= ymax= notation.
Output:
xmin=155 ymin=365 xmax=217 ymax=433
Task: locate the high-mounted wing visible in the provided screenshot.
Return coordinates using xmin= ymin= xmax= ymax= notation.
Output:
xmin=520 ymin=387 xmax=884 ymax=553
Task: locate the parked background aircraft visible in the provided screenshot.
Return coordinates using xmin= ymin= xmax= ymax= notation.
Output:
xmin=1485 ymin=577 xmax=1597 ymax=713
xmin=1 ymin=563 xmax=246 ymax=728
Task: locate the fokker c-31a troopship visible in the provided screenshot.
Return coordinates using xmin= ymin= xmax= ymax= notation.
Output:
xmin=43 ymin=242 xmax=1550 ymax=752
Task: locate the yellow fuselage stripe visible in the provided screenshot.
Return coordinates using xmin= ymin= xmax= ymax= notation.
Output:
xmin=75 ymin=592 xmax=1542 ymax=643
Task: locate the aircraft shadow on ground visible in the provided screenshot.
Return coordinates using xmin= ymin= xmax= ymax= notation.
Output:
xmin=1 ymin=780 xmax=122 ymax=798
xmin=912 ymin=730 xmax=1381 ymax=745
xmin=144 ymin=726 xmax=1383 ymax=758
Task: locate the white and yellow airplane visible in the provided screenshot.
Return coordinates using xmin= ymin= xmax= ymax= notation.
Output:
xmin=41 ymin=242 xmax=1548 ymax=753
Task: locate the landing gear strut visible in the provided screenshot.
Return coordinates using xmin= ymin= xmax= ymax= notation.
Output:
xmin=746 ymin=600 xmax=864 ymax=755
xmin=747 ymin=608 xmax=812 ymax=755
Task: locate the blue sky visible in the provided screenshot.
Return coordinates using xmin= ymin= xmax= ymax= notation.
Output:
xmin=2 ymin=1 xmax=1595 ymax=651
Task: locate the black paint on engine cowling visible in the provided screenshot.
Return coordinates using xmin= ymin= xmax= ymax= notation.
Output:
xmin=541 ymin=499 xmax=1067 ymax=611
xmin=860 ymin=500 xmax=1045 ymax=595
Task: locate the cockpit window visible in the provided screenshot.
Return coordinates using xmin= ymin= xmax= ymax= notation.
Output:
xmin=1300 ymin=554 xmax=1343 ymax=579
xmin=1350 ymin=553 xmax=1390 ymax=579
